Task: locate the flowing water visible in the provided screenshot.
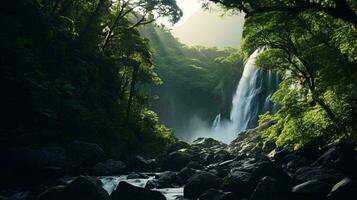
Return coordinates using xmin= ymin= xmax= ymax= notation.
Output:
xmin=210 ymin=48 xmax=280 ymax=142
xmin=100 ymin=175 xmax=183 ymax=200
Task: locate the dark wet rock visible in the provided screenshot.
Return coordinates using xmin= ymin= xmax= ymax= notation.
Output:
xmin=250 ymin=176 xmax=287 ymax=200
xmin=65 ymin=141 xmax=105 ymax=171
xmin=167 ymin=141 xmax=190 ymax=153
xmin=198 ymin=189 xmax=235 ymax=200
xmin=178 ymin=167 xmax=197 ymax=181
xmin=127 ymin=172 xmax=149 ymax=179
xmin=37 ymin=176 xmax=109 ymax=200
xmin=160 ymin=150 xmax=193 ymax=171
xmin=90 ymin=160 xmax=126 ymax=176
xmin=292 ymin=179 xmax=331 ymax=200
xmin=1 ymin=147 xmax=66 ymax=186
xmin=222 ymin=170 xmax=255 ymax=197
xmin=232 ymin=160 xmax=291 ymax=185
xmin=184 ymin=171 xmax=223 ymax=199
xmin=110 ymin=181 xmax=166 ymax=200
xmin=293 ymin=167 xmax=344 ymax=185
xmin=191 ymin=138 xmax=227 ymax=150
xmin=145 ymin=179 xmax=157 ymax=189
xmin=313 ymin=143 xmax=357 ymax=174
xmin=0 ymin=196 xmax=8 ymax=200
xmin=271 ymin=149 xmax=290 ymax=164
xmin=126 ymin=155 xmax=157 ymax=171
xmin=154 ymin=171 xmax=183 ymax=188
xmin=327 ymin=177 xmax=357 ymax=200
xmin=186 ymin=161 xmax=203 ymax=170
xmin=262 ymin=141 xmax=276 ymax=153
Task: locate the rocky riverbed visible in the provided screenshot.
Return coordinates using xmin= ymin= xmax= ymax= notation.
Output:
xmin=1 ymin=129 xmax=357 ymax=200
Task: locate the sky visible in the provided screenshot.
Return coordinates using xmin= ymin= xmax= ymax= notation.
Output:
xmin=170 ymin=0 xmax=245 ymax=48
xmin=174 ymin=0 xmax=202 ymax=27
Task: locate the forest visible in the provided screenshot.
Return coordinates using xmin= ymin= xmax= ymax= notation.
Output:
xmin=0 ymin=0 xmax=356 ymax=200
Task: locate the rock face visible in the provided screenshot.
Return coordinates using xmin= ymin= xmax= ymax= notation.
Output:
xmin=37 ymin=176 xmax=109 ymax=200
xmin=110 ymin=182 xmax=166 ymax=200
xmin=184 ymin=171 xmax=223 ymax=199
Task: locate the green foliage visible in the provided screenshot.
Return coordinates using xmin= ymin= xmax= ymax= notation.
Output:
xmin=0 ymin=0 xmax=181 ymax=156
xmin=246 ymin=10 xmax=357 ymax=149
xmin=140 ymin=25 xmax=244 ymax=130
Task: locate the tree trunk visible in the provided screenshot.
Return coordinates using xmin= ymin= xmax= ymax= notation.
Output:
xmin=126 ymin=62 xmax=140 ymax=121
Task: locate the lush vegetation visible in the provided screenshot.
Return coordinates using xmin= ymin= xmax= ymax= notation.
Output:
xmin=140 ymin=25 xmax=244 ymax=136
xmin=210 ymin=0 xmax=357 ymax=149
xmin=0 ymin=0 xmax=184 ymax=156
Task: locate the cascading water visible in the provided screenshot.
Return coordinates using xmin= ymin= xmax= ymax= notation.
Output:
xmin=211 ymin=48 xmax=280 ymax=142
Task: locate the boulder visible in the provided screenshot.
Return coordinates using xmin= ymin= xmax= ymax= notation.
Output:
xmin=292 ymin=179 xmax=331 ymax=200
xmin=327 ymin=177 xmax=357 ymax=200
xmin=167 ymin=141 xmax=190 ymax=153
xmin=65 ymin=141 xmax=105 ymax=171
xmin=184 ymin=171 xmax=223 ymax=199
xmin=154 ymin=171 xmax=183 ymax=188
xmin=250 ymin=176 xmax=287 ymax=200
xmin=186 ymin=161 xmax=203 ymax=170
xmin=126 ymin=155 xmax=156 ymax=171
xmin=191 ymin=138 xmax=227 ymax=150
xmin=198 ymin=189 xmax=235 ymax=200
xmin=37 ymin=176 xmax=109 ymax=200
xmin=127 ymin=172 xmax=149 ymax=179
xmin=160 ymin=150 xmax=193 ymax=171
xmin=293 ymin=167 xmax=344 ymax=185
xmin=178 ymin=167 xmax=197 ymax=181
xmin=1 ymin=147 xmax=66 ymax=186
xmin=313 ymin=143 xmax=357 ymax=174
xmin=91 ymin=160 xmax=126 ymax=176
xmin=222 ymin=170 xmax=255 ymax=197
xmin=110 ymin=181 xmax=166 ymax=200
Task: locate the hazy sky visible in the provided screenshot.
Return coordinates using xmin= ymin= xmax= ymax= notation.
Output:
xmin=171 ymin=0 xmax=245 ymax=48
xmin=175 ymin=0 xmax=202 ymax=27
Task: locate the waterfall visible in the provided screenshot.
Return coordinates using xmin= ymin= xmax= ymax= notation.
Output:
xmin=210 ymin=48 xmax=279 ymax=142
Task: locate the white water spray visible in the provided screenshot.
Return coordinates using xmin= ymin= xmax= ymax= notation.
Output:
xmin=209 ymin=48 xmax=279 ymax=143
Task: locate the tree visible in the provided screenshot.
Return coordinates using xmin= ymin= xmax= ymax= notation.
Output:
xmin=208 ymin=0 xmax=357 ymax=25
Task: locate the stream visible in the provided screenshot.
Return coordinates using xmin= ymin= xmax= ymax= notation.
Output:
xmin=100 ymin=175 xmax=183 ymax=200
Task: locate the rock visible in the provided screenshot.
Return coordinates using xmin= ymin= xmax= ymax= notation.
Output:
xmin=327 ymin=177 xmax=357 ymax=200
xmin=154 ymin=171 xmax=182 ymax=188
xmin=37 ymin=176 xmax=109 ymax=200
xmin=178 ymin=167 xmax=197 ymax=181
xmin=186 ymin=161 xmax=203 ymax=170
xmin=232 ymin=160 xmax=291 ymax=186
xmin=262 ymin=141 xmax=276 ymax=153
xmin=91 ymin=160 xmax=126 ymax=176
xmin=292 ymin=179 xmax=331 ymax=200
xmin=198 ymin=189 xmax=235 ymax=200
xmin=126 ymin=155 xmax=156 ymax=171
xmin=250 ymin=176 xmax=286 ymax=200
xmin=313 ymin=143 xmax=357 ymax=174
xmin=127 ymin=172 xmax=149 ymax=179
xmin=293 ymin=167 xmax=344 ymax=185
xmin=110 ymin=181 xmax=166 ymax=200
xmin=160 ymin=150 xmax=193 ymax=171
xmin=191 ymin=138 xmax=227 ymax=150
xmin=145 ymin=180 xmax=157 ymax=189
xmin=65 ymin=141 xmax=105 ymax=171
xmin=167 ymin=141 xmax=190 ymax=153
xmin=1 ymin=147 xmax=66 ymax=186
xmin=222 ymin=170 xmax=255 ymax=197
xmin=184 ymin=171 xmax=223 ymax=199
